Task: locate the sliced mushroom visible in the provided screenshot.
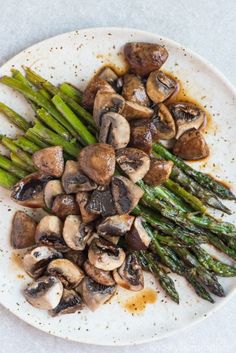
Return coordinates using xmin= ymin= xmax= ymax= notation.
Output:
xmin=47 ymin=258 xmax=84 ymax=289
xmin=88 ymin=238 xmax=125 ymax=271
xmin=84 ymin=260 xmax=115 ymax=286
xmin=93 ymin=90 xmax=125 ymax=126
xmin=122 ymin=101 xmax=154 ymax=121
xmin=50 ymin=289 xmax=84 ymax=316
xmin=86 ymin=187 xmax=116 ymax=217
xmin=143 ymin=158 xmax=174 ymax=186
xmin=52 ymin=194 xmax=80 ymax=220
xmin=64 ymin=250 xmax=87 ymax=267
xmin=78 ymin=143 xmax=115 ymax=185
xmin=62 ymin=160 xmax=97 ymax=194
xmin=125 ymin=217 xmax=151 ymax=250
xmin=113 ymin=253 xmax=144 ymax=291
xmin=11 ymin=172 xmax=52 ymax=208
xmin=100 ymin=234 xmax=120 ymax=245
xmin=82 ymin=76 xmax=115 ymax=110
xmin=151 ymin=103 xmax=176 ymax=140
xmin=124 ymin=42 xmax=168 ymax=77
xmin=44 ymin=180 xmax=64 ymax=209
xmin=77 ymin=276 xmax=116 ymax=311
xmin=129 ymin=120 xmax=153 ymax=154
xmin=116 ymin=148 xmax=150 ymax=183
xmin=97 ymin=215 xmax=134 ymax=237
xmin=23 ymin=246 xmax=63 ymax=278
xmin=122 ymin=74 xmax=150 ymax=106
xmin=32 ymin=146 xmax=64 ymax=177
xmin=35 ymin=215 xmax=67 ymax=251
xmin=63 ymin=215 xmax=93 ymax=250
xmin=11 ymin=211 xmax=36 ymax=249
xmin=99 ymin=112 xmax=130 ymax=149
xmin=24 ymin=276 xmax=63 ymax=310
xmin=111 ymin=176 xmax=144 ymax=214
xmin=76 ymin=192 xmax=98 ymax=224
xmin=173 ymin=128 xmax=210 ymax=160
xmin=146 ymin=70 xmax=178 ymax=103
xmin=169 ymin=102 xmax=206 ymax=139
xmin=98 ymin=66 xmax=118 ymax=85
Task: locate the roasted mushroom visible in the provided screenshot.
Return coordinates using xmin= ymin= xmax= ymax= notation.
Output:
xmin=122 ymin=101 xmax=154 ymax=121
xmin=51 ymin=289 xmax=84 ymax=316
xmin=24 ymin=276 xmax=63 ymax=310
xmin=169 ymin=102 xmax=206 ymax=139
xmin=88 ymin=238 xmax=125 ymax=271
xmin=76 ymin=192 xmax=98 ymax=223
xmin=64 ymin=250 xmax=87 ymax=267
xmin=125 ymin=217 xmax=151 ymax=250
xmin=83 ymin=260 xmax=115 ymax=286
xmin=93 ymin=91 xmax=125 ymax=126
xmin=98 ymin=66 xmax=118 ymax=85
xmin=32 ymin=146 xmax=64 ymax=177
xmin=129 ymin=120 xmax=153 ymax=154
xmin=35 ymin=215 xmax=67 ymax=251
xmin=146 ymin=70 xmax=178 ymax=103
xmin=151 ymin=103 xmax=176 ymax=140
xmin=82 ymin=76 xmax=115 ymax=110
xmin=97 ymin=214 xmax=134 ymax=237
xmin=23 ymin=246 xmax=63 ymax=278
xmin=173 ymin=128 xmax=210 ymax=160
xmin=63 ymin=215 xmax=93 ymax=250
xmin=99 ymin=112 xmax=130 ymax=149
xmin=11 ymin=172 xmax=52 ymax=208
xmin=124 ymin=42 xmax=168 ymax=77
xmin=77 ymin=276 xmax=116 ymax=311
xmin=78 ymin=143 xmax=116 ymax=185
xmin=47 ymin=258 xmax=84 ymax=289
xmin=100 ymin=234 xmax=120 ymax=245
xmin=143 ymin=158 xmax=174 ymax=186
xmin=11 ymin=211 xmax=36 ymax=249
xmin=116 ymin=148 xmax=150 ymax=183
xmin=86 ymin=187 xmax=116 ymax=217
xmin=113 ymin=253 xmax=144 ymax=291
xmin=62 ymin=160 xmax=97 ymax=194
xmin=122 ymin=74 xmax=150 ymax=106
xmin=52 ymin=194 xmax=79 ymax=220
xmin=44 ymin=180 xmax=64 ymax=209
xmin=111 ymin=176 xmax=144 ymax=214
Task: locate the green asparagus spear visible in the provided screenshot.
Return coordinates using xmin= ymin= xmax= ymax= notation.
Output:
xmin=0 ymin=167 xmax=19 ymax=189
xmin=10 ymin=152 xmax=33 ymax=172
xmin=60 ymin=82 xmax=82 ymax=103
xmin=0 ymin=154 xmax=27 ymax=178
xmin=0 ymin=102 xmax=31 ymax=132
xmin=14 ymin=136 xmax=40 ymax=154
xmin=25 ymin=129 xmax=50 ymax=148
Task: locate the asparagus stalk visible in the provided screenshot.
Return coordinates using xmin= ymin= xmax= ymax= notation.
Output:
xmin=14 ymin=136 xmax=40 ymax=154
xmin=25 ymin=129 xmax=50 ymax=148
xmin=0 ymin=102 xmax=31 ymax=132
xmin=60 ymin=82 xmax=82 ymax=103
xmin=10 ymin=152 xmax=34 ymax=172
xmin=0 ymin=167 xmax=19 ymax=189
xmin=0 ymin=154 xmax=27 ymax=178
xmin=153 ymin=143 xmax=236 ymax=200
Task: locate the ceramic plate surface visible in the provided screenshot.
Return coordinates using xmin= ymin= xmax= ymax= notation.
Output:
xmin=0 ymin=27 xmax=235 ymax=346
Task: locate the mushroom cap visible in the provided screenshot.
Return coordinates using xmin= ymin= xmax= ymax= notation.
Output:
xmin=76 ymin=191 xmax=98 ymax=224
xmin=44 ymin=180 xmax=64 ymax=209
xmin=32 ymin=146 xmax=64 ymax=177
xmin=52 ymin=194 xmax=80 ymax=220
xmin=151 ymin=103 xmax=176 ymax=140
xmin=146 ymin=70 xmax=178 ymax=103
xmin=83 ymin=260 xmax=115 ymax=286
xmin=124 ymin=42 xmax=168 ymax=76
xmin=125 ymin=217 xmax=151 ymax=250
xmin=116 ymin=147 xmax=150 ymax=183
xmin=98 ymin=66 xmax=118 ymax=85
xmin=97 ymin=214 xmax=135 ymax=237
xmin=24 ymin=276 xmax=63 ymax=310
xmin=129 ymin=120 xmax=153 ymax=155
xmin=143 ymin=158 xmax=174 ymax=186
xmin=122 ymin=101 xmax=154 ymax=121
xmin=47 ymin=258 xmax=84 ymax=289
xmin=99 ymin=112 xmax=130 ymax=150
xmin=78 ymin=143 xmax=116 ymax=186
xmin=173 ymin=128 xmax=210 ymax=160
xmin=122 ymin=74 xmax=150 ymax=106
xmin=86 ymin=187 xmax=116 ymax=217
xmin=11 ymin=211 xmax=36 ymax=249
xmin=93 ymin=91 xmax=125 ymax=126
xmin=50 ymin=289 xmax=84 ymax=316
xmin=63 ymin=215 xmax=93 ymax=251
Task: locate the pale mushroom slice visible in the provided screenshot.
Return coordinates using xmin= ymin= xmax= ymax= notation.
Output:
xmin=11 ymin=172 xmax=52 ymax=208
xmin=173 ymin=128 xmax=210 ymax=160
xmin=111 ymin=176 xmax=144 ymax=214
xmin=122 ymin=74 xmax=150 ymax=106
xmin=77 ymin=276 xmax=117 ymax=311
xmin=50 ymin=289 xmax=84 ymax=316
xmin=98 ymin=66 xmax=118 ymax=85
xmin=24 ymin=276 xmax=63 ymax=310
xmin=86 ymin=187 xmax=116 ymax=217
xmin=47 ymin=258 xmax=84 ymax=289
xmin=99 ymin=112 xmax=130 ymax=150
xmin=11 ymin=211 xmax=37 ymax=249
xmin=32 ymin=146 xmax=64 ymax=177
xmin=146 ymin=70 xmax=178 ymax=103
xmin=143 ymin=158 xmax=174 ymax=186
xmin=169 ymin=102 xmax=206 ymax=139
xmin=76 ymin=192 xmax=98 ymax=224
xmin=44 ymin=180 xmax=64 ymax=209
xmin=151 ymin=103 xmax=176 ymax=141
xmin=23 ymin=246 xmax=63 ymax=278
xmin=113 ymin=253 xmax=144 ymax=291
xmin=35 ymin=215 xmax=67 ymax=251
xmin=122 ymin=101 xmax=154 ymax=121
xmin=63 ymin=215 xmax=93 ymax=251
xmin=88 ymin=238 xmax=126 ymax=271
xmin=83 ymin=260 xmax=115 ymax=286
xmin=125 ymin=217 xmax=151 ymax=250
xmin=52 ymin=194 xmax=80 ymax=220
xmin=62 ymin=160 xmax=97 ymax=194
xmin=78 ymin=143 xmax=116 ymax=185
xmin=116 ymin=148 xmax=150 ymax=183
xmin=93 ymin=90 xmax=125 ymax=126
xmin=82 ymin=76 xmax=115 ymax=110
xmin=97 ymin=214 xmax=134 ymax=237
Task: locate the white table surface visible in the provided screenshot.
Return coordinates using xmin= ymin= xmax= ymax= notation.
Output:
xmin=0 ymin=0 xmax=236 ymax=352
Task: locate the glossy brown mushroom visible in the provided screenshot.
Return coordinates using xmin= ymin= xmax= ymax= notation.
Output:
xmin=93 ymin=91 xmax=125 ymax=126
xmin=32 ymin=146 xmax=64 ymax=177
xmin=129 ymin=120 xmax=153 ymax=155
xmin=11 ymin=211 xmax=37 ymax=249
xmin=51 ymin=194 xmax=80 ymax=220
xmin=122 ymin=101 xmax=154 ymax=121
xmin=143 ymin=158 xmax=174 ymax=186
xmin=125 ymin=217 xmax=151 ymax=250
xmin=146 ymin=71 xmax=178 ymax=103
xmin=82 ymin=76 xmax=115 ymax=110
xmin=122 ymin=74 xmax=150 ymax=106
xmin=86 ymin=187 xmax=116 ymax=217
xmin=76 ymin=191 xmax=98 ymax=223
xmin=151 ymin=103 xmax=176 ymax=140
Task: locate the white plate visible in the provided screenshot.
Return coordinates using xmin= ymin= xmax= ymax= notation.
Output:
xmin=0 ymin=27 xmax=236 ymax=346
